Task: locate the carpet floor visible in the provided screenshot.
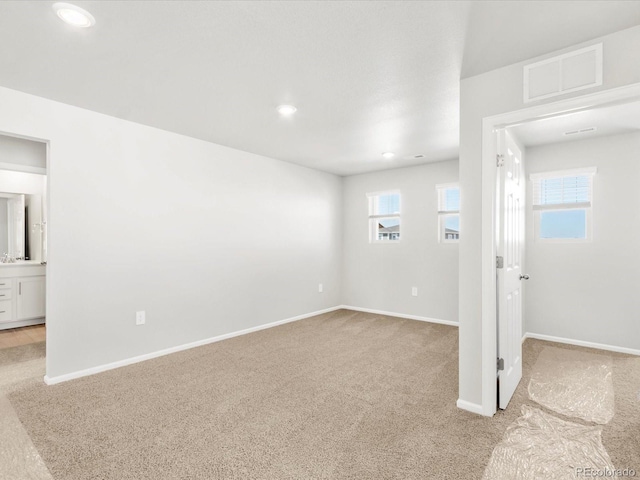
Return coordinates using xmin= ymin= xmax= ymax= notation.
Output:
xmin=6 ymin=309 xmax=640 ymax=479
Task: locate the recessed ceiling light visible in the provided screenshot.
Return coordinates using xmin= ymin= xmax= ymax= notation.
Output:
xmin=53 ymin=3 xmax=96 ymax=28
xmin=276 ymin=105 xmax=297 ymax=116
xmin=382 ymin=152 xmax=395 ymax=159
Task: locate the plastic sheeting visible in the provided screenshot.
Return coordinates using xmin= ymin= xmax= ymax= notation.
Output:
xmin=528 ymin=346 xmax=614 ymax=424
xmin=483 ymin=405 xmax=614 ymax=480
xmin=0 ymin=394 xmax=53 ymax=480
xmin=0 ymin=358 xmax=52 ymax=480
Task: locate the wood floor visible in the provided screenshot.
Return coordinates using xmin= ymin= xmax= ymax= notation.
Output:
xmin=0 ymin=324 xmax=45 ymax=349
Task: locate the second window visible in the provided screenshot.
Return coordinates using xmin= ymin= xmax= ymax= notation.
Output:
xmin=437 ymin=184 xmax=460 ymax=242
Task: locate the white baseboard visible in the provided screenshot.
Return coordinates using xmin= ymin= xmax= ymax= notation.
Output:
xmin=456 ymin=399 xmax=489 ymax=416
xmin=339 ymin=305 xmax=458 ymax=327
xmin=0 ymin=317 xmax=45 ymax=331
xmin=523 ymin=332 xmax=640 ymax=356
xmin=44 ymin=306 xmax=343 ymax=386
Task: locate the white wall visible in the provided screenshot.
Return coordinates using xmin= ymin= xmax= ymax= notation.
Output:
xmin=459 ymin=26 xmax=640 ymax=408
xmin=0 ymin=134 xmax=46 ymax=169
xmin=0 ymin=86 xmax=343 ymax=379
xmin=524 ymin=131 xmax=640 ymax=350
xmin=342 ymin=161 xmax=459 ymax=322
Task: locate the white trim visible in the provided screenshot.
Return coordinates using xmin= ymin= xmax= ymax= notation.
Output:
xmin=494 ymin=83 xmax=640 ymax=131
xmin=339 ymin=305 xmax=458 ymax=327
xmin=0 ymin=162 xmax=47 ymax=175
xmin=481 ymin=116 xmax=499 ymax=417
xmin=532 ymin=202 xmax=590 ymax=211
xmin=0 ymin=317 xmax=45 ymax=331
xmin=456 ymin=399 xmax=487 ymax=416
xmin=523 ymin=332 xmax=640 ymax=356
xmin=530 ymin=167 xmax=597 ymax=181
xmin=43 ymin=306 xmax=343 ymax=385
xmin=435 ymin=182 xmax=459 ymax=190
xmin=0 ymin=130 xmax=48 ymax=174
xmin=480 ymin=82 xmax=640 ymax=418
xmin=366 ymin=189 xmax=401 ymax=198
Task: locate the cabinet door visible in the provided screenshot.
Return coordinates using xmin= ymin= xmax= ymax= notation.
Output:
xmin=0 ymin=299 xmax=13 ymax=323
xmin=17 ymin=276 xmax=46 ymax=320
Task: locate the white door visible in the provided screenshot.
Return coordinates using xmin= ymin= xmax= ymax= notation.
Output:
xmin=497 ymin=130 xmax=527 ymax=409
xmin=17 ymin=276 xmax=46 ymax=320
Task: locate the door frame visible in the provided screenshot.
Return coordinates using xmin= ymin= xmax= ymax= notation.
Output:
xmin=0 ymin=129 xmax=49 ymax=369
xmin=479 ymin=82 xmax=640 ymax=417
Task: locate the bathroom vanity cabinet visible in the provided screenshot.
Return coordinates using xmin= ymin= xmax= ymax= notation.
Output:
xmin=0 ymin=262 xmax=46 ymax=330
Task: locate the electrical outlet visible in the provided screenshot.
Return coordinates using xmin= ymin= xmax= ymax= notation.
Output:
xmin=318 ymin=283 xmax=323 ymax=293
xmin=411 ymin=287 xmax=418 ymax=297
xmin=136 ymin=311 xmax=145 ymax=325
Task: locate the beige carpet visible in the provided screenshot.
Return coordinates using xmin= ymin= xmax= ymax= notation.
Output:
xmin=0 ymin=341 xmax=46 ymax=368
xmin=6 ymin=310 xmax=640 ymax=479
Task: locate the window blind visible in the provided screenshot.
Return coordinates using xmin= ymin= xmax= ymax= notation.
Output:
xmin=437 ymin=185 xmax=460 ymax=214
xmin=531 ymin=168 xmax=596 ymax=211
xmin=367 ymin=191 xmax=400 ymax=218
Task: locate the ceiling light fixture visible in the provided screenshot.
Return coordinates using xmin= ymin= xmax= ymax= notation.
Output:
xmin=382 ymin=152 xmax=395 ymax=159
xmin=276 ymin=105 xmax=297 ymax=116
xmin=53 ymin=3 xmax=96 ymax=28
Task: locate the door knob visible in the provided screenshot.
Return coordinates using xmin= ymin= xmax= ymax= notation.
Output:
xmin=520 ymin=274 xmax=530 ymax=280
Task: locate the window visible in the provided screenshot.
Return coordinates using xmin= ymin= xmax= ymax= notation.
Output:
xmin=368 ymin=191 xmax=400 ymax=242
xmin=531 ymin=167 xmax=596 ymax=241
xmin=437 ymin=184 xmax=460 ymax=243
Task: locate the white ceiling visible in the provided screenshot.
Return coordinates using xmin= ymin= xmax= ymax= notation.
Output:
xmin=0 ymin=1 xmax=638 ymax=176
xmin=509 ymin=100 xmax=640 ymax=148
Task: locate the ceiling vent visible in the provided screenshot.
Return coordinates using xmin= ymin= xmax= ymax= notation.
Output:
xmin=564 ymin=127 xmax=597 ymax=136
xmin=524 ymin=44 xmax=602 ymax=103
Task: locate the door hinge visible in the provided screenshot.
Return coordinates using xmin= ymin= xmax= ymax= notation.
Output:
xmin=496 ymin=256 xmax=504 ymax=269
xmin=497 ymin=154 xmax=505 ymax=167
xmin=497 ymin=358 xmax=505 ymax=371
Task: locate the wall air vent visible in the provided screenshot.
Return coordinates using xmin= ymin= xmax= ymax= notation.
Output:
xmin=524 ymin=43 xmax=603 ymax=103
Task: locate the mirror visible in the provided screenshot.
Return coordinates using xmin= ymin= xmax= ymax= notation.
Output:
xmin=0 ymin=192 xmax=44 ymax=262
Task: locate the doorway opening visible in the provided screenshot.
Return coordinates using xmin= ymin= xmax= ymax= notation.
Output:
xmin=481 ymin=83 xmax=640 ymax=415
xmin=0 ymin=132 xmax=48 ymax=372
